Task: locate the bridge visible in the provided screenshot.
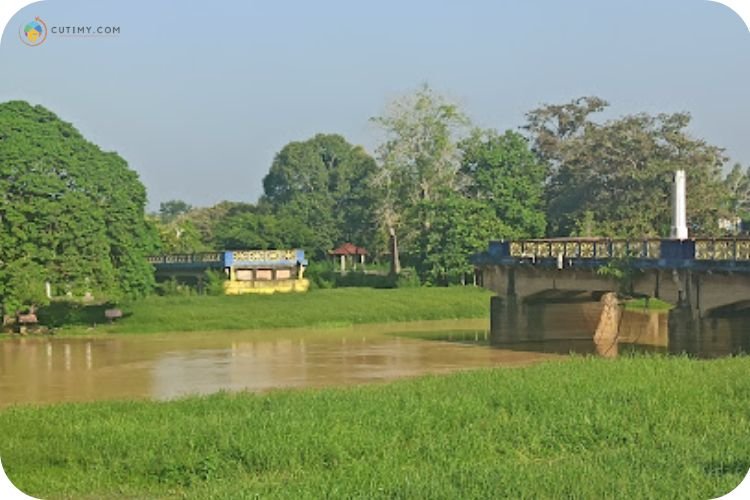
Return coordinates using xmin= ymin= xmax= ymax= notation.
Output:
xmin=471 ymin=238 xmax=750 ymax=347
xmin=148 ymin=249 xmax=310 ymax=294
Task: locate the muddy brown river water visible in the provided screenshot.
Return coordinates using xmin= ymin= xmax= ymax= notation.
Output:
xmin=1 ymin=307 xmax=748 ymax=407
xmin=0 ymin=320 xmax=555 ymax=407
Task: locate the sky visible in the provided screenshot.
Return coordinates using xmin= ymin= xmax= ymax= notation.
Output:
xmin=1 ymin=0 xmax=749 ymax=211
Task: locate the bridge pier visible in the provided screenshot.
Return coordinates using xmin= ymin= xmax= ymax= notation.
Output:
xmin=474 ymin=238 xmax=750 ymax=354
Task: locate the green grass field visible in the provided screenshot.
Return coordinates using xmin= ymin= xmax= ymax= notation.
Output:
xmin=2 ymin=288 xmax=677 ymax=340
xmin=1 ymin=355 xmax=747 ymax=499
xmin=29 ymin=287 xmax=493 ymax=336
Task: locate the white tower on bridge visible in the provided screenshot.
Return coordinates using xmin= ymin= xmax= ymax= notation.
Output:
xmin=670 ymin=170 xmax=689 ymax=240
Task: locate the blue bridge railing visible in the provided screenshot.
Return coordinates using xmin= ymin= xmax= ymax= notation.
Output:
xmin=473 ymin=238 xmax=750 ymax=272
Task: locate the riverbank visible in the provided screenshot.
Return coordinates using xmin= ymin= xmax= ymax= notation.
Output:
xmin=2 ymin=288 xmax=679 ymax=340
xmin=16 ymin=287 xmax=494 ymax=337
xmin=1 ymin=355 xmax=746 ymax=498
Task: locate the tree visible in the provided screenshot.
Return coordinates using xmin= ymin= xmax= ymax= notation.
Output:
xmin=152 ymin=215 xmax=208 ymax=254
xmin=0 ymin=101 xmax=155 ymax=314
xmin=525 ymin=97 xmax=730 ymax=237
xmin=181 ymin=201 xmax=254 ymax=249
xmin=261 ymin=134 xmax=377 ymax=257
xmin=459 ymin=129 xmax=547 ymax=239
xmin=419 ymin=195 xmax=506 ymax=285
xmin=159 ymin=199 xmax=192 ymax=223
xmin=1 ymin=259 xmax=49 ymax=316
xmin=213 ymin=210 xmax=317 ymax=250
xmin=724 ymin=163 xmax=750 ymax=220
xmin=371 ymin=84 xmax=470 ymax=275
xmin=524 ymin=96 xmax=608 ymax=165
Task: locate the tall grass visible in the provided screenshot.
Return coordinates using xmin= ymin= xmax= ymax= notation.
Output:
xmin=43 ymin=288 xmax=493 ymax=335
xmin=1 ymin=356 xmax=748 ymax=498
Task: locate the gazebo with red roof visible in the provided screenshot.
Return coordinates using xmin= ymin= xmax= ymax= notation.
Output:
xmin=329 ymin=243 xmax=368 ymax=272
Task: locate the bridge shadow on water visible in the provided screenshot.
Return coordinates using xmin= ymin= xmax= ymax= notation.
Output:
xmin=487 ymin=300 xmax=750 ymax=359
xmin=402 ymin=301 xmax=750 ymax=359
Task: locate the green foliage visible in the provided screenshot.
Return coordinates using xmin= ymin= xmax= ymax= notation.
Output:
xmin=1 ymin=356 xmax=748 ymax=498
xmin=459 ymin=128 xmax=547 ymax=238
xmin=261 ymin=134 xmax=377 ymax=257
xmin=158 ymin=199 xmax=192 ymax=223
xmin=203 ymin=269 xmax=226 ymax=296
xmin=370 ymin=88 xmax=548 ymax=282
xmin=306 ymin=261 xmax=422 ymax=289
xmin=394 ymin=267 xmax=421 ymax=288
xmin=371 ymin=84 xmax=470 ymax=273
xmin=0 ymin=101 xmax=155 ymax=313
xmin=418 ymin=196 xmax=505 ymax=284
xmin=596 ymin=258 xmax=638 ymax=295
xmin=624 ymin=297 xmax=674 ymax=311
xmin=526 ymin=97 xmax=731 ymax=237
xmin=213 ymin=206 xmax=317 ymax=251
xmin=1 ymin=259 xmax=49 ymax=315
xmin=156 ymin=278 xmax=196 ymax=297
xmin=151 ymin=215 xmax=208 ymax=254
xmin=36 ymin=300 xmax=118 ymax=328
xmin=724 ymin=163 xmax=750 ymax=222
xmin=305 ymin=261 xmax=336 ymax=289
xmin=401 ymin=129 xmax=549 ymax=284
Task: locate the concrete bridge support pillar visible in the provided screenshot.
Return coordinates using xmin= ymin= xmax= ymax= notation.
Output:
xmin=490 ymin=295 xmax=521 ymax=343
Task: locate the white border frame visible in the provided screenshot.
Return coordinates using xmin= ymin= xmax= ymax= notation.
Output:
xmin=0 ymin=0 xmax=747 ymax=499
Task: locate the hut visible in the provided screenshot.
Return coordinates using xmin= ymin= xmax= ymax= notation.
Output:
xmin=329 ymin=243 xmax=368 ymax=273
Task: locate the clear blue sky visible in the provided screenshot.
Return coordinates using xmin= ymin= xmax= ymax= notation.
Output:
xmin=1 ymin=0 xmax=748 ymax=210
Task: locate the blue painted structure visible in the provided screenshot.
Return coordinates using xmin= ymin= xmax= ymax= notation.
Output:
xmin=472 ymin=238 xmax=750 ymax=273
xmin=148 ymin=249 xmax=308 ymax=273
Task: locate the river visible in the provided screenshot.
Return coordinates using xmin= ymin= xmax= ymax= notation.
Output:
xmin=1 ymin=307 xmax=748 ymax=407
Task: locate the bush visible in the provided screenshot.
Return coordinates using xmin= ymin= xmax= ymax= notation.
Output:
xmin=157 ymin=279 xmax=196 ymax=297
xmin=395 ymin=267 xmax=421 ymax=288
xmin=305 ymin=261 xmax=423 ymax=289
xmin=36 ymin=300 xmax=116 ymax=328
xmin=306 ymin=261 xmax=336 ymax=290
xmin=203 ymin=270 xmax=226 ymax=296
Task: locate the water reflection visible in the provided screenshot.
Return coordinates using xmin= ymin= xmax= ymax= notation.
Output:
xmin=489 ymin=300 xmax=750 ymax=358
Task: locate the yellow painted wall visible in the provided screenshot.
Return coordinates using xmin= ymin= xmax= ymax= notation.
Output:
xmin=223 ymin=279 xmax=310 ymax=295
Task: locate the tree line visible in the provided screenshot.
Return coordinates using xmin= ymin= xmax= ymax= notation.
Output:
xmin=2 ymin=88 xmax=749 ymax=314
xmin=153 ymin=87 xmax=750 ymax=285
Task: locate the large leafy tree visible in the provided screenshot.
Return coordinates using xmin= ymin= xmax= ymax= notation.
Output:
xmin=459 ymin=129 xmax=547 ymax=239
xmin=419 ymin=195 xmax=506 ymax=285
xmin=261 ymin=133 xmax=377 ymax=257
xmin=0 ymin=101 xmax=156 ymax=314
xmin=525 ymin=97 xmax=729 ymax=237
xmin=414 ymin=129 xmax=547 ymax=284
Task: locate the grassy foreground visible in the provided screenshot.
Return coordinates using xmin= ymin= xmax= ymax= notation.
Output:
xmin=1 ymin=356 xmax=748 ymax=499
xmin=35 ymin=287 xmax=493 ymax=335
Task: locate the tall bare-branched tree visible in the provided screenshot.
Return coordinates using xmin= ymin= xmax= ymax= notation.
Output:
xmin=370 ymin=84 xmax=470 ymax=274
